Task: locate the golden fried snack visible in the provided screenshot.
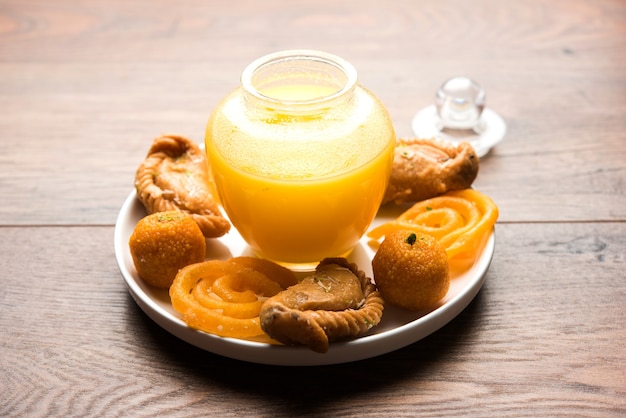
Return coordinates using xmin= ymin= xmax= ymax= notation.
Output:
xmin=369 ymin=189 xmax=498 ymax=271
xmin=169 ymin=257 xmax=298 ymax=340
xmin=372 ymin=230 xmax=450 ymax=311
xmin=135 ymin=134 xmax=230 ymax=238
xmin=382 ymin=137 xmax=479 ymax=205
xmin=259 ymin=258 xmax=384 ymax=353
xmin=129 ymin=211 xmax=206 ymax=289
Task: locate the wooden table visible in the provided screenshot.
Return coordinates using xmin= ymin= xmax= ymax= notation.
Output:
xmin=1 ymin=0 xmax=624 ymax=416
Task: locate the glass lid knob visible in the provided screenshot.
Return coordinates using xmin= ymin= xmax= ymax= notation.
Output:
xmin=412 ymin=76 xmax=506 ymax=158
xmin=436 ymin=76 xmax=485 ymax=132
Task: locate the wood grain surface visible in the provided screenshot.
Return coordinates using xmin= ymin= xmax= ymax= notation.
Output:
xmin=1 ymin=0 xmax=624 ymax=416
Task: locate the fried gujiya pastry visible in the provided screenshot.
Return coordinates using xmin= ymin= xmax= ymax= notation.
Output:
xmin=259 ymin=258 xmax=384 ymax=353
xmin=135 ymin=134 xmax=230 ymax=238
xmin=382 ymin=138 xmax=479 ymax=205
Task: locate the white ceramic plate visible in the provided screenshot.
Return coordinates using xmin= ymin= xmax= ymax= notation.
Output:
xmin=114 ymin=191 xmax=495 ymax=366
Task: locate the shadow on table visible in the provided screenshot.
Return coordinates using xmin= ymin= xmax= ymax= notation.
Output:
xmin=129 ymin=286 xmax=487 ymax=415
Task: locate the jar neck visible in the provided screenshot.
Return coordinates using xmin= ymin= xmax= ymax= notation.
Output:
xmin=240 ymin=50 xmax=358 ymax=115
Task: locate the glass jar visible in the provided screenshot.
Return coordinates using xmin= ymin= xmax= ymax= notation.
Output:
xmin=205 ymin=50 xmax=396 ymax=270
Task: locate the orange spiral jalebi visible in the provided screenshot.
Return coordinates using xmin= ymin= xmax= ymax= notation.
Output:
xmin=368 ymin=189 xmax=498 ymax=270
xmin=169 ymin=257 xmax=297 ymax=340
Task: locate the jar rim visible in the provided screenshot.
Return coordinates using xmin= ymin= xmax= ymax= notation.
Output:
xmin=240 ymin=49 xmax=358 ymax=107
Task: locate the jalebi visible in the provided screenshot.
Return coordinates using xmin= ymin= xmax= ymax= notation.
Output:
xmin=368 ymin=189 xmax=498 ymax=269
xmin=169 ymin=257 xmax=297 ymax=340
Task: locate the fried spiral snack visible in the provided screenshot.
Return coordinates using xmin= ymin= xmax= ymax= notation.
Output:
xmin=135 ymin=134 xmax=230 ymax=238
xmin=169 ymin=257 xmax=297 ymax=340
xmin=369 ymin=189 xmax=498 ymax=268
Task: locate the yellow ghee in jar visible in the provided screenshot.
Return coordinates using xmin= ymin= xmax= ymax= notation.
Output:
xmin=205 ymin=50 xmax=396 ymax=268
